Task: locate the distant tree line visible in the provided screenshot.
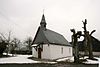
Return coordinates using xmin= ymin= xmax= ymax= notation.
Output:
xmin=0 ymin=31 xmax=33 ymax=57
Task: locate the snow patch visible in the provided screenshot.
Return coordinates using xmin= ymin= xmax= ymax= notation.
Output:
xmin=0 ymin=54 xmax=56 ymax=64
xmin=56 ymin=56 xmax=74 ymax=62
xmin=82 ymin=57 xmax=100 ymax=64
xmin=0 ymin=54 xmax=100 ymax=65
xmin=83 ymin=59 xmax=99 ymax=64
xmin=0 ymin=55 xmax=39 ymax=64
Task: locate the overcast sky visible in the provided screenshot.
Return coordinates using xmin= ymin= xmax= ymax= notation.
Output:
xmin=0 ymin=0 xmax=100 ymax=41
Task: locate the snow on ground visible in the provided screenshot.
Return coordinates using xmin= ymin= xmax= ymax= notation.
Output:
xmin=82 ymin=57 xmax=100 ymax=64
xmin=56 ymin=56 xmax=74 ymax=62
xmin=0 ymin=54 xmax=100 ymax=65
xmin=56 ymin=56 xmax=100 ymax=65
xmin=0 ymin=54 xmax=40 ymax=64
xmin=0 ymin=54 xmax=56 ymax=64
xmin=83 ymin=59 xmax=99 ymax=64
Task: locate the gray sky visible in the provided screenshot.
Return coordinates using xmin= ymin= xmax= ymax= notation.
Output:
xmin=0 ymin=0 xmax=100 ymax=41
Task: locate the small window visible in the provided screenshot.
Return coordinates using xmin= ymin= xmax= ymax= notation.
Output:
xmin=69 ymin=48 xmax=71 ymax=53
xmin=61 ymin=47 xmax=63 ymax=54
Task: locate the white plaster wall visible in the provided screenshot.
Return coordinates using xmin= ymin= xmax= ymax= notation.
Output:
xmin=32 ymin=44 xmax=72 ymax=60
xmin=32 ymin=44 xmax=51 ymax=59
xmin=32 ymin=44 xmax=38 ymax=58
xmin=50 ymin=44 xmax=72 ymax=59
xmin=41 ymin=44 xmax=51 ymax=59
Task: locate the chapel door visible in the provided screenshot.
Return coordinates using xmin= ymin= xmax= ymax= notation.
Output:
xmin=38 ymin=48 xmax=42 ymax=58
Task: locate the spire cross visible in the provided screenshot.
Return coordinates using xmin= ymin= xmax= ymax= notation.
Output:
xmin=43 ymin=9 xmax=45 ymax=14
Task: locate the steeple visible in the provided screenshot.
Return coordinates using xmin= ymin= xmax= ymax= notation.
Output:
xmin=40 ymin=14 xmax=47 ymax=28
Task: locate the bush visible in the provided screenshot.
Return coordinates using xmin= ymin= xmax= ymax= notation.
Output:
xmin=0 ymin=41 xmax=7 ymax=56
xmin=14 ymin=50 xmax=32 ymax=55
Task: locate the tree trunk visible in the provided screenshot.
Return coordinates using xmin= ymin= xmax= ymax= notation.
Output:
xmin=74 ymin=36 xmax=79 ymax=63
xmin=84 ymin=31 xmax=89 ymax=56
xmin=87 ymin=32 xmax=93 ymax=59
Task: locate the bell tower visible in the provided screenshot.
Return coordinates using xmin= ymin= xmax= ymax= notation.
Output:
xmin=40 ymin=14 xmax=47 ymax=28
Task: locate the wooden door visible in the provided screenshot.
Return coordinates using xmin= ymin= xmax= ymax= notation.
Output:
xmin=38 ymin=48 xmax=42 ymax=59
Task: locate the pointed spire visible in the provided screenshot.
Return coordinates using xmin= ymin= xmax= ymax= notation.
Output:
xmin=40 ymin=14 xmax=47 ymax=28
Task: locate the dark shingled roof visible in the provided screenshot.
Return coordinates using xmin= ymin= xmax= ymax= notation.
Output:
xmin=32 ymin=27 xmax=71 ymax=46
xmin=43 ymin=29 xmax=70 ymax=46
xmin=32 ymin=14 xmax=71 ymax=46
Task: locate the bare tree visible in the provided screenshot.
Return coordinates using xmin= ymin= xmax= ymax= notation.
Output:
xmin=82 ymin=19 xmax=96 ymax=59
xmin=10 ymin=38 xmax=20 ymax=56
xmin=71 ymin=29 xmax=82 ymax=63
xmin=24 ymin=37 xmax=32 ymax=52
xmin=0 ymin=31 xmax=13 ymax=55
xmin=0 ymin=40 xmax=7 ymax=56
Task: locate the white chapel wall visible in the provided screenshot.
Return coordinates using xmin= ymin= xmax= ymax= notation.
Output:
xmin=42 ymin=44 xmax=51 ymax=59
xmin=32 ymin=44 xmax=72 ymax=60
xmin=32 ymin=44 xmax=38 ymax=58
xmin=50 ymin=44 xmax=72 ymax=59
